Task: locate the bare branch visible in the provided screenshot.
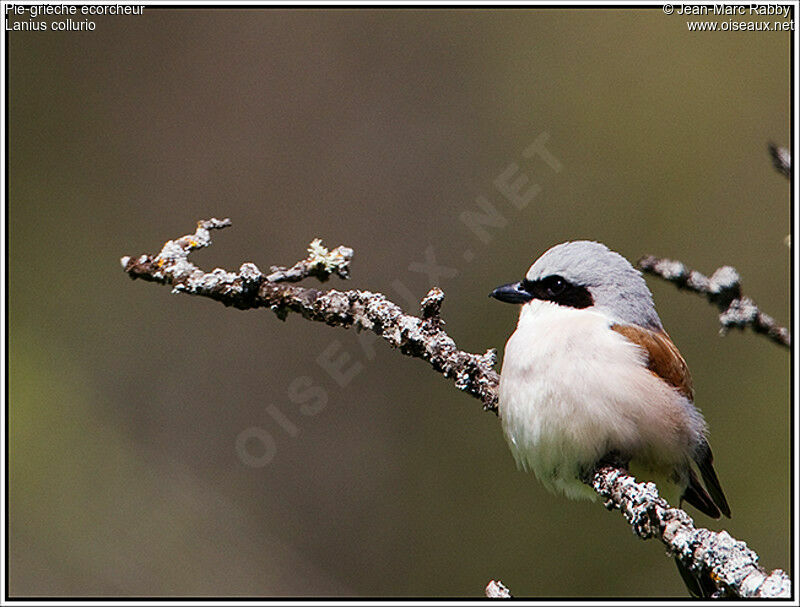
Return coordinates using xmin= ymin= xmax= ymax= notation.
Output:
xmin=591 ymin=466 xmax=791 ymax=598
xmin=266 ymin=238 xmax=354 ymax=283
xmin=638 ymin=256 xmax=790 ymax=348
xmin=768 ymin=142 xmax=791 ymax=178
xmin=122 ymin=219 xmax=790 ymax=598
xmin=485 ymin=580 xmax=513 ymax=598
xmin=121 ymin=219 xmax=499 ymax=412
xmin=767 ymin=143 xmax=792 ymax=248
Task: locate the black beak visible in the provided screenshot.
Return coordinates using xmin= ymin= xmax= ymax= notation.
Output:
xmin=489 ymin=281 xmax=533 ymax=304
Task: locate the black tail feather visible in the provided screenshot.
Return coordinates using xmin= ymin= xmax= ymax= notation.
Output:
xmin=675 ymin=558 xmax=703 ymax=598
xmin=694 ymin=439 xmax=731 ymax=518
xmin=675 ymin=558 xmax=718 ymax=598
xmin=682 ymin=467 xmax=721 ymax=519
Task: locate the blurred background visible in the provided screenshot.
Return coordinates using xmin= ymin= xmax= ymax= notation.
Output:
xmin=9 ymin=7 xmax=791 ymax=598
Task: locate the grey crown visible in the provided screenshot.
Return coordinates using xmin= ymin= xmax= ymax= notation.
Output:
xmin=525 ymin=240 xmax=663 ymax=331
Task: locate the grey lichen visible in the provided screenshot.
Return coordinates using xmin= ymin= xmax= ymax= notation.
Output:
xmin=485 ymin=579 xmax=512 ymax=598
xmin=420 ymin=287 xmax=445 ymax=320
xmin=638 ymin=255 xmax=789 ymax=348
xmin=122 ymin=220 xmax=499 ymax=411
xmin=768 ymin=142 xmax=791 ymax=178
xmin=307 ymin=238 xmax=353 ymax=275
xmin=592 ymin=466 xmax=790 ymax=598
xmin=266 ymin=239 xmax=354 ymax=283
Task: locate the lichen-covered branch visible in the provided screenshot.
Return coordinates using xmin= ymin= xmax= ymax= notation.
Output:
xmin=768 ymin=143 xmax=792 ymax=248
xmin=485 ymin=580 xmax=512 ymax=598
xmin=768 ymin=142 xmax=791 ymax=178
xmin=637 ymin=145 xmax=791 ymax=348
xmin=266 ymin=238 xmax=354 ymax=283
xmin=121 ymin=219 xmax=790 ymax=598
xmin=637 ymin=256 xmax=790 ymax=348
xmin=121 ymin=219 xmax=499 ymax=412
xmin=591 ymin=467 xmax=790 ymax=598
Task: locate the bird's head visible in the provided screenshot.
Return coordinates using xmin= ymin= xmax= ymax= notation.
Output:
xmin=489 ymin=240 xmax=662 ymax=331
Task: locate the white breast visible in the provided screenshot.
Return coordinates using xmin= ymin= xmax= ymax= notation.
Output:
xmin=498 ymin=300 xmax=697 ymax=502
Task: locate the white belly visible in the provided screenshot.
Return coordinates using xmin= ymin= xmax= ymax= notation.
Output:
xmin=498 ymin=301 xmax=698 ymax=502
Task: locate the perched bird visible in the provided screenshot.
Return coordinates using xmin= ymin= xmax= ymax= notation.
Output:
xmin=490 ymin=241 xmax=729 ymax=597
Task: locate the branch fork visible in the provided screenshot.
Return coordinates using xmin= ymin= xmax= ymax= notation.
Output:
xmin=638 ymin=256 xmax=789 ymax=348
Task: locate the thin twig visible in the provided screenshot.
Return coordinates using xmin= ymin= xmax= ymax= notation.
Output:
xmin=121 ymin=219 xmax=791 ymax=598
xmin=121 ymin=219 xmax=499 ymax=412
xmin=485 ymin=580 xmax=513 ymax=598
xmin=767 ymin=142 xmax=792 ymax=248
xmin=266 ymin=238 xmax=354 ymax=283
xmin=768 ymin=142 xmax=791 ymax=178
xmin=637 ymin=256 xmax=790 ymax=348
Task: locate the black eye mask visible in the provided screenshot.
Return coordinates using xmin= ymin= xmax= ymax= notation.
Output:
xmin=521 ymin=275 xmax=594 ymax=309
xmin=490 ymin=274 xmax=593 ymax=309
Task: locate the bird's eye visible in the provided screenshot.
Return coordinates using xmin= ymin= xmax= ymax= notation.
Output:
xmin=545 ymin=276 xmax=566 ymax=297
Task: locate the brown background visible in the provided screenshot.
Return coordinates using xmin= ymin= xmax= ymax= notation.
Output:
xmin=9 ymin=7 xmax=791 ymax=597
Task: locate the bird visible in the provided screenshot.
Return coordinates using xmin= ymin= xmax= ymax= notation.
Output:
xmin=489 ymin=240 xmax=729 ymax=597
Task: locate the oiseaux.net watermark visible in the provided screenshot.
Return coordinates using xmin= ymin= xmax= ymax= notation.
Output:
xmin=235 ymin=132 xmax=562 ymax=468
xmin=663 ymin=3 xmax=794 ymax=31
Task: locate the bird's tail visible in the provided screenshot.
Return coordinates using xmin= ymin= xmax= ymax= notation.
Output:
xmin=675 ymin=558 xmax=718 ymax=598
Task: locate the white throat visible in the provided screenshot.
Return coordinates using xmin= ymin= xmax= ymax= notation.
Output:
xmin=498 ymin=300 xmax=694 ymax=503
